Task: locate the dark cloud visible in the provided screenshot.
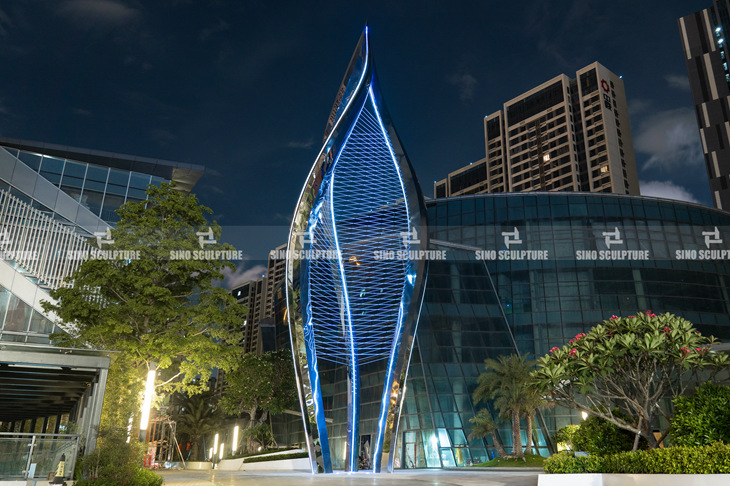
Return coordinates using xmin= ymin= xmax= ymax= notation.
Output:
xmin=200 ymin=19 xmax=230 ymax=42
xmin=640 ymin=180 xmax=699 ymax=203
xmin=446 ymin=72 xmax=478 ymax=102
xmin=58 ymin=0 xmax=140 ymax=27
xmin=221 ymin=263 xmax=267 ymax=288
xmin=0 ymin=7 xmax=10 ymax=37
xmin=665 ymin=74 xmax=690 ymax=91
xmin=634 ymin=107 xmax=703 ymax=171
xmin=287 ymin=139 xmax=314 ymax=149
xmin=148 ymin=128 xmax=176 ymax=145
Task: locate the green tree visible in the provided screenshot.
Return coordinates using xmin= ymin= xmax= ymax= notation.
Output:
xmin=572 ymin=413 xmax=645 ymax=455
xmin=173 ymin=392 xmax=222 ymax=461
xmin=473 ymin=353 xmax=544 ymax=457
xmin=77 ymin=428 xmax=158 ymax=485
xmin=43 ymin=182 xmax=245 ymax=428
xmin=221 ymin=350 xmax=297 ymax=452
xmin=553 ymin=424 xmax=579 ymax=451
xmin=671 ymin=382 xmax=730 ymax=446
xmin=468 ymin=409 xmax=508 ymax=458
xmin=532 ymin=312 xmax=730 ymax=450
xmin=242 ymin=423 xmax=275 ymax=451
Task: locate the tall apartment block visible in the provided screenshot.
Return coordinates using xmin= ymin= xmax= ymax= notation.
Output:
xmin=679 ymin=2 xmax=730 ymax=210
xmin=232 ymin=276 xmax=267 ymax=354
xmin=230 ymin=243 xmax=287 ymax=354
xmin=434 ymin=62 xmax=639 ymax=198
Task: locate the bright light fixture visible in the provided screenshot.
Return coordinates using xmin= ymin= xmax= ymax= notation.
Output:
xmin=232 ymin=426 xmax=239 ymax=453
xmin=209 ymin=447 xmax=214 ymax=460
xmin=214 ymin=433 xmax=219 ymax=455
xmin=581 ymin=411 xmax=588 ymax=420
xmin=139 ymin=368 xmax=156 ymax=431
xmin=220 ymin=443 xmax=225 ymax=460
xmin=126 ymin=415 xmax=133 ymax=443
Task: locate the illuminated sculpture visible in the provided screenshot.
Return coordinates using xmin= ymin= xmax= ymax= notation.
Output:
xmin=286 ymin=28 xmax=428 ymax=473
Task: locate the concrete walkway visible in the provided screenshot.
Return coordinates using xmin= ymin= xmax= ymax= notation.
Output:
xmin=158 ymin=468 xmax=542 ymax=486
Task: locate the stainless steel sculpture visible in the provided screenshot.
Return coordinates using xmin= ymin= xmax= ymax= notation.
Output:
xmin=286 ymin=28 xmax=428 ymax=473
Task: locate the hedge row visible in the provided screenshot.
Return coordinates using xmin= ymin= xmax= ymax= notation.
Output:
xmin=544 ymin=443 xmax=730 ymax=474
xmin=74 ymin=468 xmax=163 ymax=486
xmin=243 ymin=451 xmax=309 ymax=463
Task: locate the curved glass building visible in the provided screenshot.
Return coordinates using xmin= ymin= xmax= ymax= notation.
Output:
xmin=396 ymin=192 xmax=730 ymax=467
xmin=286 ymin=29 xmax=428 ymax=473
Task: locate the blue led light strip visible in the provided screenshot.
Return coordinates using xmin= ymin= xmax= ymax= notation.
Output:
xmin=366 ymin=85 xmax=413 ymax=472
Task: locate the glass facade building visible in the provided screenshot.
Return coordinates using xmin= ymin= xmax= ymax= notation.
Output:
xmin=0 ymin=136 xmax=203 ymax=477
xmin=393 ymin=192 xmax=730 ymax=467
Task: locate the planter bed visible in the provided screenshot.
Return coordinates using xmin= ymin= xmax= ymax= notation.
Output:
xmin=538 ymin=473 xmax=729 ymax=486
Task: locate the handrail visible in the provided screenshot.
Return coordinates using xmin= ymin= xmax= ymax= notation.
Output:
xmin=0 ymin=432 xmax=81 ymax=438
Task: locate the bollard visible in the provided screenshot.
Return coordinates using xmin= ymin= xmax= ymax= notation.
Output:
xmin=49 ymin=453 xmax=66 ymax=486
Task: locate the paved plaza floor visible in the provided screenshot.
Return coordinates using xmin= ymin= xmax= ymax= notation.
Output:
xmin=158 ymin=468 xmax=542 ymax=486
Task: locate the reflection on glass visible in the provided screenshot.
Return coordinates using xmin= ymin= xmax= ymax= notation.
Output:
xmin=18 ymin=151 xmax=42 ymax=170
xmin=28 ymin=311 xmax=54 ymax=334
xmin=80 ymin=190 xmax=104 ymax=217
xmin=101 ymin=194 xmax=124 ymax=222
xmin=4 ymin=294 xmax=30 ymax=332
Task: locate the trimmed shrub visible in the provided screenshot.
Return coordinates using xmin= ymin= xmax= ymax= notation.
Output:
xmin=544 ymin=442 xmax=730 ymax=474
xmin=542 ymin=452 xmax=602 ymax=473
xmin=131 ymin=469 xmax=163 ymax=486
xmin=572 ymin=414 xmax=644 ymax=455
xmin=75 ymin=468 xmax=162 ymax=486
xmin=671 ymin=383 xmax=730 ymax=446
xmin=553 ymin=424 xmax=579 ymax=451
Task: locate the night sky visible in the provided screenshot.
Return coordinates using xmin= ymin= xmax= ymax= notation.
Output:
xmin=0 ymin=0 xmax=714 ymax=285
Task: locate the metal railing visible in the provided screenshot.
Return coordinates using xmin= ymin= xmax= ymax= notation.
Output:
xmin=0 ymin=433 xmax=79 ymax=480
xmin=0 ymin=189 xmax=91 ymax=290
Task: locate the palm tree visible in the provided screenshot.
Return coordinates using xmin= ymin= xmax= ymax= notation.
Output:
xmin=468 ymin=409 xmax=508 ymax=458
xmin=173 ymin=392 xmax=221 ymax=461
xmin=472 ymin=353 xmax=538 ymax=457
xmin=517 ymin=386 xmax=550 ymax=454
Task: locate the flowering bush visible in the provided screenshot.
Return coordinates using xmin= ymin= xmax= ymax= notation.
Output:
xmin=532 ymin=312 xmax=730 ymax=449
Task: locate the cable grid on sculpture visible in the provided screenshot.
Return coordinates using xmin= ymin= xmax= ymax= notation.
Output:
xmin=308 ymin=99 xmax=410 ymax=366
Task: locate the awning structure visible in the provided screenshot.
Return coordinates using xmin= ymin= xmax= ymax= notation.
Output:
xmin=0 ymin=344 xmax=110 ymax=453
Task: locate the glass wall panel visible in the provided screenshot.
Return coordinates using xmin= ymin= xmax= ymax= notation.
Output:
xmin=4 ymin=294 xmax=31 ymax=332
xmin=18 ymin=151 xmax=42 ymax=170
xmin=0 ymin=286 xmax=10 ymax=328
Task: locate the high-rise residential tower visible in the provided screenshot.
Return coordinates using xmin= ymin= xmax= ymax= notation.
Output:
xmin=679 ymin=2 xmax=730 ymax=210
xmin=434 ymin=62 xmax=639 ymax=198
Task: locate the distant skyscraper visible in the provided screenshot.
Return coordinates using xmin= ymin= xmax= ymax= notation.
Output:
xmin=231 ymin=276 xmax=267 ymax=354
xmin=434 ymin=62 xmax=639 ymax=198
xmin=265 ymin=243 xmax=286 ymax=318
xmin=679 ymin=2 xmax=730 ymax=210
xmin=229 ymin=243 xmax=287 ymax=355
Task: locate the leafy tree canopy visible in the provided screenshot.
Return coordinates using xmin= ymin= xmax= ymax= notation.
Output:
xmin=173 ymin=391 xmax=222 ymax=461
xmin=532 ymin=312 xmax=730 ymax=449
xmin=221 ymin=349 xmax=297 ymax=427
xmin=43 ymin=182 xmax=245 ymax=401
xmin=671 ymin=382 xmax=730 ymax=446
